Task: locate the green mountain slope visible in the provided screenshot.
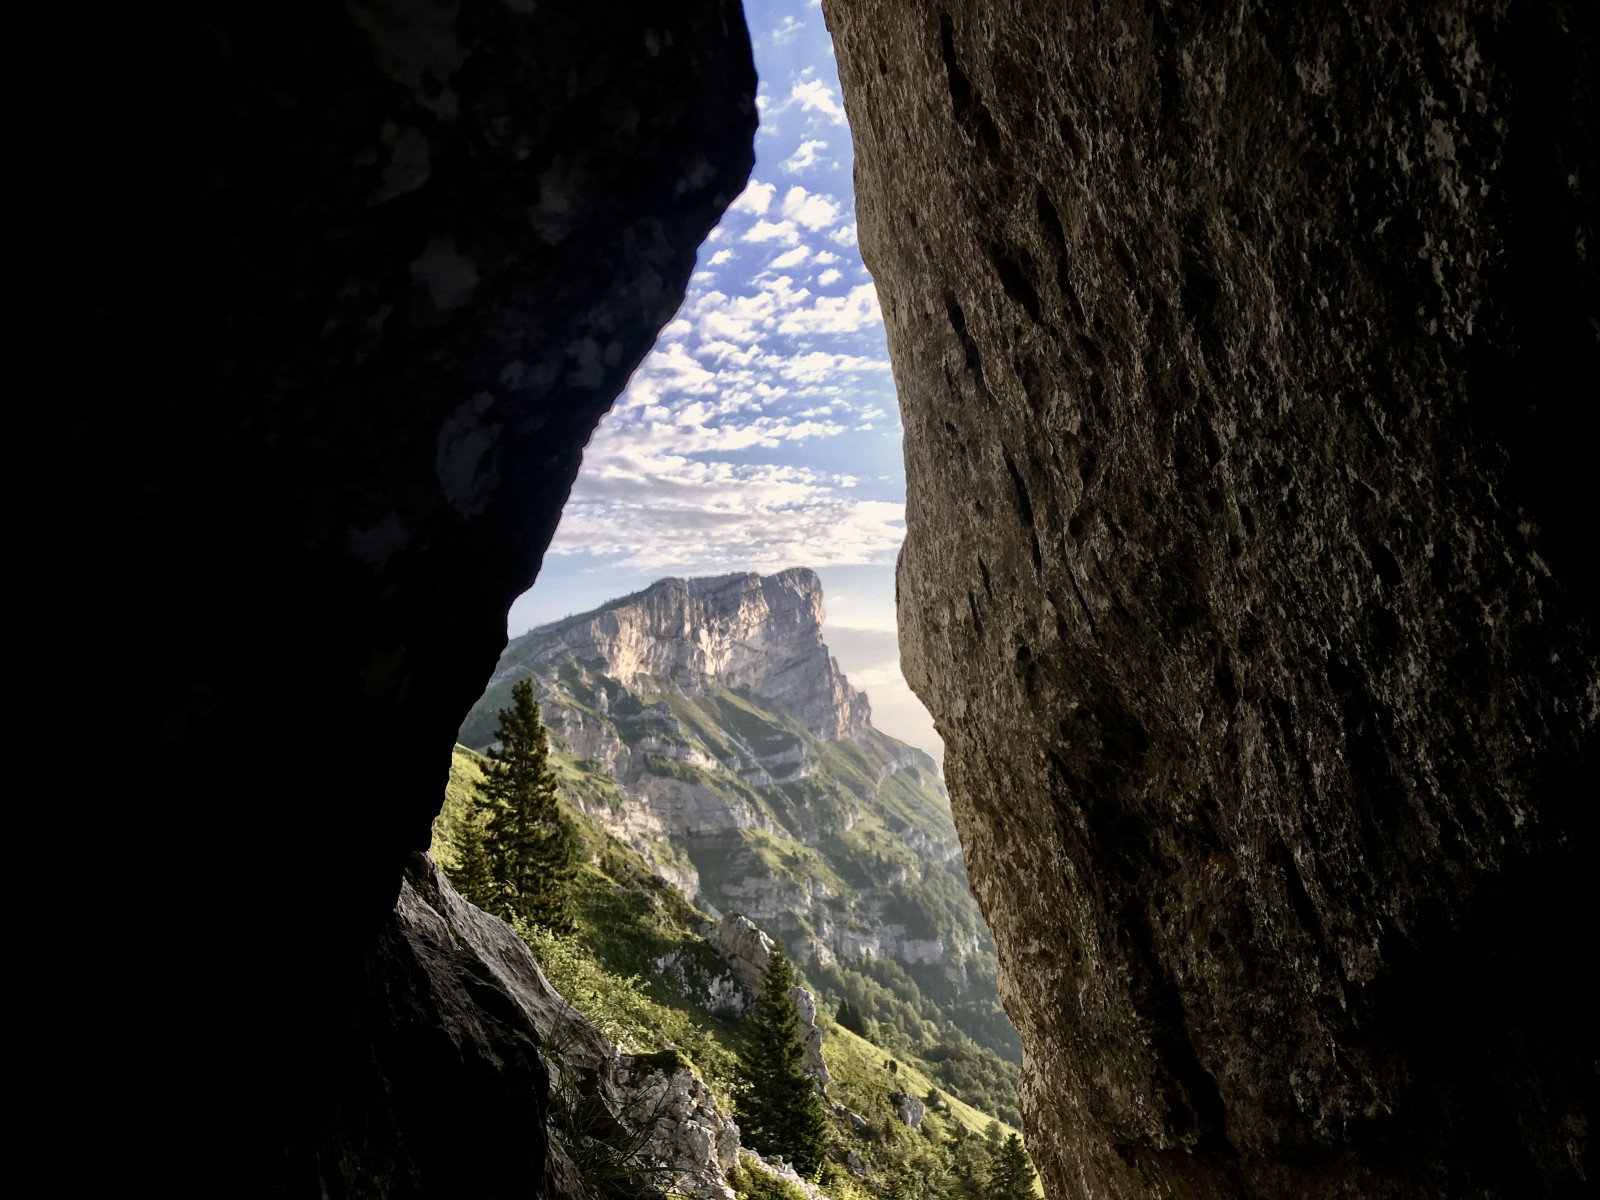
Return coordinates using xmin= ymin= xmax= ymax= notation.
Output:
xmin=435 ymin=743 xmax=1023 ymax=1135
xmin=457 ymin=573 xmax=1020 ymax=1074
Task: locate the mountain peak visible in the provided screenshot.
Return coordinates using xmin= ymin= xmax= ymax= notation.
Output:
xmin=501 ymin=568 xmax=867 ymax=740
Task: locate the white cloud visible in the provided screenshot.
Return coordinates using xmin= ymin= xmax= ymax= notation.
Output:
xmin=829 ymin=222 xmax=859 ymax=246
xmin=818 ymin=268 xmax=842 ymax=286
xmin=768 ymin=245 xmax=810 ymax=269
xmin=781 ymin=186 xmax=842 ymax=231
xmin=708 ymin=248 xmax=735 ymax=266
xmin=813 ymin=250 xmax=839 ymax=264
xmin=549 ymin=441 xmax=907 ymax=573
xmin=773 ymin=16 xmax=805 ymax=45
xmin=770 ymin=351 xmax=890 ymax=384
xmin=729 ymin=180 xmax=776 ymax=216
xmin=777 ymin=282 xmax=882 ymax=334
xmin=789 ymin=79 xmax=847 ymax=124
xmin=743 ymin=219 xmax=801 ymax=245
xmin=782 ymin=139 xmax=829 ymax=173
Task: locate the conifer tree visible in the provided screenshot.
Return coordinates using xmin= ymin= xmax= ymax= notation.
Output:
xmin=479 ymin=677 xmax=580 ymax=932
xmin=836 ymin=999 xmax=867 ymax=1037
xmin=737 ymin=944 xmax=831 ymax=1174
xmin=443 ymin=793 xmax=497 ymax=912
xmin=984 ymin=1133 xmax=1036 ymax=1200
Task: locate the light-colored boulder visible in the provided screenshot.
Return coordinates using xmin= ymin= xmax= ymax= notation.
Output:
xmin=706 ymin=913 xmax=774 ymax=995
xmin=894 ymin=1093 xmax=925 ymax=1131
xmin=787 ymin=986 xmax=831 ymax=1092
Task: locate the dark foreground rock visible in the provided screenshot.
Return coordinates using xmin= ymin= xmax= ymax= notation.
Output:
xmin=825 ymin=2 xmax=1595 ymax=1198
xmin=39 ymin=0 xmax=754 ymax=1186
xmin=338 ymin=853 xmax=739 ymax=1199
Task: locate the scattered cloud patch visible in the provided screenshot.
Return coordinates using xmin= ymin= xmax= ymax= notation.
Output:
xmin=768 ymin=245 xmax=810 ymax=269
xmin=782 ymin=139 xmax=830 ymax=173
xmin=708 ymin=248 xmax=735 ymax=266
xmin=789 ymin=79 xmax=847 ymax=124
xmin=729 ymin=180 xmax=776 ymax=216
xmin=772 ymin=16 xmax=805 ymax=45
xmin=777 ymin=282 xmax=882 ymax=335
xmin=818 ymin=268 xmax=842 ymax=286
xmin=781 ymin=186 xmax=842 ymax=231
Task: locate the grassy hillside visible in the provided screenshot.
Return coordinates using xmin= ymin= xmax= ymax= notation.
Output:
xmin=432 ymin=746 xmax=1035 ymax=1195
xmin=460 ymin=643 xmax=1021 ymax=1068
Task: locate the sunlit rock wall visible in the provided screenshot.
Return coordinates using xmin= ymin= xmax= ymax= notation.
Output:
xmin=824 ymin=2 xmax=1596 ymax=1197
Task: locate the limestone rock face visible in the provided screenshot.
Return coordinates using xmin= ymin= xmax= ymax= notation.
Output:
xmin=344 ymin=853 xmax=747 ymax=1200
xmin=484 ymin=569 xmax=872 ymax=741
xmin=787 ymin=986 xmax=832 ymax=1091
xmin=48 ymin=0 xmax=756 ymax=1181
xmin=893 ymin=1093 xmax=926 ymax=1132
xmin=617 ymin=1061 xmax=743 ymax=1200
xmin=707 ymin=912 xmax=775 ymax=997
xmin=825 ymin=3 xmax=1596 ymax=1198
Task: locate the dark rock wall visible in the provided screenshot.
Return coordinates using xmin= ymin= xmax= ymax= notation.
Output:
xmin=42 ymin=0 xmax=753 ymax=1188
xmin=823 ymin=2 xmax=1596 ymax=1197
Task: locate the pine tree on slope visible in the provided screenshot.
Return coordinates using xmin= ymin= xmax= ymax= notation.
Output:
xmin=738 ymin=943 xmax=831 ymax=1175
xmin=441 ymin=790 xmax=496 ymax=912
xmin=479 ymin=677 xmax=580 ymax=932
xmin=985 ymin=1133 xmax=1036 ymax=1200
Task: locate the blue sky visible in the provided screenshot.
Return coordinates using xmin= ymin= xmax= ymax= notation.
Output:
xmin=508 ymin=0 xmax=940 ymax=761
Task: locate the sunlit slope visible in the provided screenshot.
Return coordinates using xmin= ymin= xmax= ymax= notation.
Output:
xmin=458 ymin=596 xmax=1021 ymax=1067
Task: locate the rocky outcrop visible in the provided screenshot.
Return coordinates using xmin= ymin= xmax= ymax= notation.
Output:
xmin=707 ymin=912 xmax=775 ymax=997
xmin=358 ymin=853 xmax=748 ymax=1200
xmin=826 ymin=3 xmax=1596 ymax=1199
xmin=616 ymin=1059 xmax=743 ymax=1200
xmin=472 ymin=569 xmax=871 ymax=743
xmin=787 ymin=986 xmax=832 ymax=1092
xmin=704 ymin=913 xmax=830 ymax=1089
xmin=893 ymin=1093 xmax=926 ymax=1132
xmin=47 ymin=0 xmax=756 ymax=1182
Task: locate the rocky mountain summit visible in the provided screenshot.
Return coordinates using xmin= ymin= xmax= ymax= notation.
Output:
xmin=459 ymin=570 xmax=1017 ymax=1061
xmin=468 ymin=569 xmax=870 ymax=744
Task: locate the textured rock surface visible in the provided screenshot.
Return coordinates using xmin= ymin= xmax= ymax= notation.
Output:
xmin=335 ymin=852 xmax=744 ymax=1199
xmin=45 ymin=0 xmax=755 ymax=1182
xmin=470 ymin=569 xmax=872 ymax=743
xmin=316 ymin=852 xmax=589 ymax=1197
xmin=788 ymin=986 xmax=833 ymax=1091
xmin=825 ymin=2 xmax=1596 ymax=1198
xmin=616 ymin=1060 xmax=743 ymax=1200
xmin=894 ymin=1093 xmax=927 ymax=1132
xmin=709 ymin=912 xmax=777 ymax=996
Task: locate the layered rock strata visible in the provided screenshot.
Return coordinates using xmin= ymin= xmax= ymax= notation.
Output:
xmin=46 ymin=0 xmax=756 ymax=1183
xmin=825 ymin=2 xmax=1596 ymax=1198
xmin=475 ymin=569 xmax=871 ymax=743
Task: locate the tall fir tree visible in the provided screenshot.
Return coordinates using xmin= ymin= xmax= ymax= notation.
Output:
xmin=479 ymin=677 xmax=580 ymax=932
xmin=737 ymin=943 xmax=831 ymax=1175
xmin=440 ymin=792 xmax=496 ymax=912
xmin=985 ymin=1133 xmax=1036 ymax=1200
